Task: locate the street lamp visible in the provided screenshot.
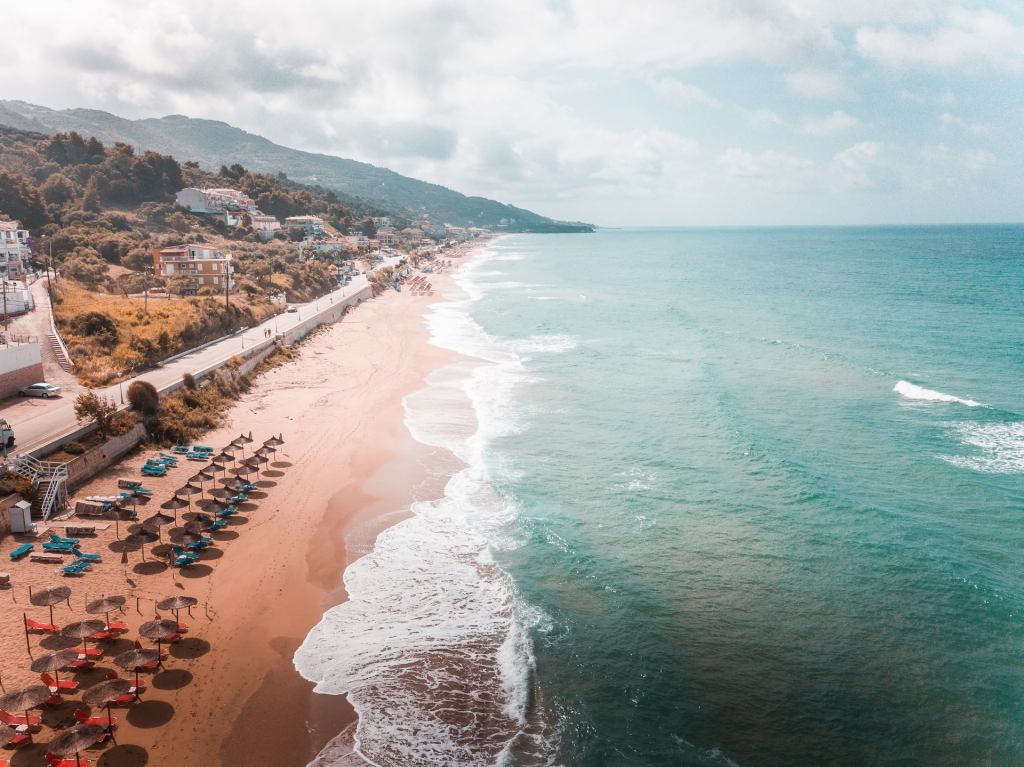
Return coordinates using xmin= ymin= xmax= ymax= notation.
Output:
xmin=119 ymin=359 xmax=136 ymax=405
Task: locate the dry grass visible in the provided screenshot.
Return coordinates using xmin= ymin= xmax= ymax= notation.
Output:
xmin=53 ymin=281 xmax=277 ymax=386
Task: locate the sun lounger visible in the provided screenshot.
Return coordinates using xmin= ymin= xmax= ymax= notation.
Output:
xmin=25 ymin=617 xmax=59 ymax=633
xmin=172 ymin=546 xmax=200 ymax=560
xmin=42 ymin=542 xmax=75 ymax=552
xmin=50 ymin=534 xmax=81 ymax=545
xmin=41 ymin=673 xmax=78 ymax=693
xmin=68 ymin=659 xmax=94 ymax=671
xmin=141 ymin=466 xmax=165 ymax=476
xmin=118 ymin=478 xmax=153 ymax=493
xmin=0 ymin=710 xmax=41 ymax=727
xmin=76 ymin=647 xmax=103 ymax=659
xmin=72 ymin=549 xmax=102 ymax=562
xmin=145 ymin=458 xmax=174 ymax=466
xmin=226 ymin=494 xmax=248 ymax=503
xmin=61 ymin=565 xmax=87 ymax=576
xmin=172 ymin=445 xmax=189 ymax=453
xmin=65 ymin=526 xmax=97 ymax=537
xmin=31 ymin=553 xmax=64 ymax=564
xmin=185 ymin=451 xmax=208 ymax=460
xmin=159 ymin=452 xmax=180 ymax=461
xmin=47 ymin=751 xmax=93 ymax=767
xmin=192 ymin=445 xmax=214 ymax=452
xmin=75 ymin=709 xmax=116 ymax=728
xmin=104 ymin=621 xmax=128 ymax=632
xmin=155 ymin=614 xmax=188 ymax=632
xmin=9 ymin=543 xmax=32 ymax=559
xmin=133 ymin=640 xmax=163 ymax=665
xmin=107 ymin=671 xmax=146 ymax=693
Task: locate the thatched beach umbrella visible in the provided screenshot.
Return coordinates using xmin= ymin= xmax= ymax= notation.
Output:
xmin=138 ymin=619 xmax=179 ymax=656
xmin=183 ymin=520 xmax=212 ymax=534
xmin=30 ymin=649 xmax=80 ymax=694
xmin=113 ymin=648 xmax=160 ymax=688
xmin=0 ymin=724 xmax=18 ymax=747
xmin=47 ymin=722 xmax=105 ymax=764
xmin=232 ymin=463 xmax=258 ymax=478
xmin=264 ymin=434 xmax=284 ymax=447
xmin=85 ymin=595 xmax=126 ymax=630
xmin=0 ymin=685 xmax=50 ymax=731
xmin=62 ymin=620 xmax=106 ymax=661
xmin=169 ymin=531 xmax=204 ymax=550
xmin=175 ymin=485 xmax=202 ymax=514
xmin=83 ymin=678 xmax=133 ymax=727
xmin=29 ymin=586 xmax=71 ymax=626
xmin=125 ymin=529 xmax=159 ymax=561
xmin=188 ymin=473 xmax=213 ymax=500
xmin=156 ymin=595 xmax=198 ymax=625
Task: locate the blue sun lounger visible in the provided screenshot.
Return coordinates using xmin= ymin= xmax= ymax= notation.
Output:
xmin=10 ymin=543 xmax=33 ymax=559
xmin=72 ymin=549 xmax=102 ymax=562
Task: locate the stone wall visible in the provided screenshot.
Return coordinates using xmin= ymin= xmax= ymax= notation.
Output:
xmin=64 ymin=422 xmax=147 ymax=489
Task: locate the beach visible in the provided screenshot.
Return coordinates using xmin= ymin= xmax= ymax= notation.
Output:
xmin=0 ymin=247 xmax=474 ymax=767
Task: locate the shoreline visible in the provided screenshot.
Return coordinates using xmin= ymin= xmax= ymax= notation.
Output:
xmin=0 ymin=242 xmax=486 ymax=767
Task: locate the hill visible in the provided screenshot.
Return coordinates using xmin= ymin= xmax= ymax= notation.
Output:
xmin=0 ymin=101 xmax=592 ymax=232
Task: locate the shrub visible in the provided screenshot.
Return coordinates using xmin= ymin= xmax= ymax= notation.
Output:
xmin=64 ymin=441 xmax=86 ymax=455
xmin=127 ymin=380 xmax=159 ymax=415
xmin=6 ymin=471 xmax=37 ymax=501
xmin=73 ymin=390 xmax=119 ymax=438
xmin=182 ymin=372 xmax=197 ymax=390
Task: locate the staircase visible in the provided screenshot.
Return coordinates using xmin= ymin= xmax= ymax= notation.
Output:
xmin=11 ymin=454 xmax=69 ymax=521
xmin=47 ymin=333 xmax=73 ymax=372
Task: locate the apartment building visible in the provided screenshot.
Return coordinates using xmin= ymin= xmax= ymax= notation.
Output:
xmin=153 ymin=244 xmax=233 ymax=295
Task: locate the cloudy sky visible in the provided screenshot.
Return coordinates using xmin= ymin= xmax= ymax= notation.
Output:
xmin=4 ymin=1 xmax=1024 ymax=226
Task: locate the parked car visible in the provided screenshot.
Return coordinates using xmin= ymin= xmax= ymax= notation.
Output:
xmin=18 ymin=382 xmax=61 ymax=398
xmin=286 ymin=305 xmax=298 ymax=313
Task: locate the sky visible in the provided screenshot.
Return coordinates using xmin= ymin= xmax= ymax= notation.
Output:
xmin=4 ymin=0 xmax=1024 ymax=226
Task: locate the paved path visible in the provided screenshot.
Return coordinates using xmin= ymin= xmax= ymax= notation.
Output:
xmin=5 ymin=272 xmax=374 ymax=455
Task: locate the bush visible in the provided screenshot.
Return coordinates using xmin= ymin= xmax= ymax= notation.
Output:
xmin=73 ymin=390 xmax=119 ymax=438
xmin=127 ymin=380 xmax=159 ymax=415
xmin=6 ymin=471 xmax=37 ymax=501
xmin=64 ymin=441 xmax=86 ymax=455
xmin=182 ymin=372 xmax=197 ymax=390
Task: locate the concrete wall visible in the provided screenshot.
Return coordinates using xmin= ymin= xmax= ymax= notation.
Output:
xmin=64 ymin=422 xmax=147 ymax=489
xmin=278 ymin=285 xmax=370 ymax=347
xmin=0 ymin=493 xmax=24 ymax=539
xmin=0 ymin=343 xmax=44 ymax=400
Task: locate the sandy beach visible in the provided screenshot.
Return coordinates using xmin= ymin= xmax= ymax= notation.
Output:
xmin=0 ymin=245 xmax=479 ymax=767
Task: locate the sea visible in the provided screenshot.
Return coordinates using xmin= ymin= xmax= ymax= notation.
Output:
xmin=295 ymin=226 xmax=1024 ymax=767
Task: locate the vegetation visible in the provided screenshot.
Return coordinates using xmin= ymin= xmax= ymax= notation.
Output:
xmin=73 ymin=390 xmax=136 ymax=438
xmin=126 ymin=380 xmax=159 ymax=415
xmin=145 ymin=372 xmax=249 ymax=446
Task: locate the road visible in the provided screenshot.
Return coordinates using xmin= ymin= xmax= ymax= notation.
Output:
xmin=5 ymin=271 xmax=374 ymax=455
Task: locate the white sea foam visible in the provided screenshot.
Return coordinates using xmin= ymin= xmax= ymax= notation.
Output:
xmin=940 ymin=422 xmax=1024 ymax=474
xmin=894 ymin=380 xmax=982 ymax=407
xmin=297 ymin=243 xmax=555 ymax=766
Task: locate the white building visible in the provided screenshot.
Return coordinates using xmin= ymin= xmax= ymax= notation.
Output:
xmin=250 ymin=214 xmax=281 ymax=241
xmin=372 ymin=217 xmax=392 ymax=229
xmin=0 ymin=221 xmax=31 ymax=278
xmin=176 ymin=188 xmax=258 ymax=215
xmin=285 ymin=215 xmax=325 ymax=237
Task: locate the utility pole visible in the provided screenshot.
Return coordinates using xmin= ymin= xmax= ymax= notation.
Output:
xmin=2 ymin=280 xmax=7 ymax=346
xmin=225 ymin=264 xmax=230 ymax=308
xmin=143 ymin=266 xmax=151 ymax=314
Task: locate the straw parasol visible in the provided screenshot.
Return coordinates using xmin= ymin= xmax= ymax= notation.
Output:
xmin=0 ymin=685 xmax=50 ymax=730
xmin=62 ymin=620 xmax=106 ymax=660
xmin=174 ymin=485 xmax=202 ymax=513
xmin=85 ymin=595 xmax=126 ymax=630
xmin=184 ymin=520 xmax=213 ymax=534
xmin=83 ymin=678 xmax=133 ymax=727
xmin=138 ymin=619 xmax=179 ymax=656
xmin=188 ymin=473 xmax=213 ymax=499
xmin=156 ymin=595 xmax=198 ymax=625
xmin=30 ymin=585 xmax=71 ymax=626
xmin=125 ymin=529 xmax=159 ymax=561
xmin=47 ymin=723 xmax=105 ymax=764
xmin=255 ymin=444 xmax=274 ymax=457
xmin=30 ymin=649 xmax=80 ymax=694
xmin=169 ymin=531 xmax=204 ymax=550
xmin=264 ymin=434 xmax=284 ymax=446
xmin=113 ymin=648 xmax=160 ymax=688
xmin=232 ymin=463 xmax=258 ymax=477
xmin=0 ymin=724 xmax=18 ymax=747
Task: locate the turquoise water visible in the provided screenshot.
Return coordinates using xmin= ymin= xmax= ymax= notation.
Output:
xmin=473 ymin=227 xmax=1024 ymax=766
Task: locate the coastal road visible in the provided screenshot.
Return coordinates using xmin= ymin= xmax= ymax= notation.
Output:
xmin=5 ymin=272 xmax=374 ymax=455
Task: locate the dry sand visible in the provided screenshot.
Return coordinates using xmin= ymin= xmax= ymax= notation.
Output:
xmin=0 ymin=244 xmax=479 ymax=766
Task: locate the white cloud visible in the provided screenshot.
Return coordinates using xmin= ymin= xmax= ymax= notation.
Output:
xmin=940 ymin=112 xmax=993 ymax=138
xmin=785 ymin=69 xmax=853 ymax=99
xmin=653 ymin=78 xmax=719 ymax=107
xmin=799 ymin=110 xmax=860 ymax=136
xmin=855 ymin=8 xmax=1024 ymax=69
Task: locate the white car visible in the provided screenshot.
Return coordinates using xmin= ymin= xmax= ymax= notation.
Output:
xmin=286 ymin=305 xmax=298 ymax=313
xmin=19 ymin=382 xmax=61 ymax=398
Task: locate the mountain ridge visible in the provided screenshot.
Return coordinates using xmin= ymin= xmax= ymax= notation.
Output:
xmin=0 ymin=101 xmax=592 ymax=232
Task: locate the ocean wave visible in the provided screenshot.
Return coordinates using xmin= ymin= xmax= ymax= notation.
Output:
xmin=940 ymin=421 xmax=1024 ymax=474
xmin=506 ymin=335 xmax=577 ymax=354
xmin=894 ymin=380 xmax=982 ymax=407
xmin=297 ymin=241 xmax=555 ymax=766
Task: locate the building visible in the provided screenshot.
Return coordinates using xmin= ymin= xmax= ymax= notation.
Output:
xmin=372 ymin=217 xmax=392 ymax=229
xmin=153 ymin=244 xmax=233 ymax=296
xmin=0 ymin=343 xmax=43 ymax=400
xmin=176 ymin=188 xmax=258 ymax=215
xmin=250 ymin=214 xmax=281 ymax=241
xmin=377 ymin=230 xmax=400 ymax=247
xmin=0 ymin=221 xmax=31 ymax=278
xmin=285 ymin=215 xmax=325 ymax=237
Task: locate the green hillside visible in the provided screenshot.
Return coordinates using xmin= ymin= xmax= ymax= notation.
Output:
xmin=0 ymin=101 xmax=592 ymax=232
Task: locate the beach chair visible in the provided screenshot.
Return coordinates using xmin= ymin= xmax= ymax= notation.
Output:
xmin=171 ymin=546 xmax=200 ymax=561
xmin=141 ymin=466 xmax=165 ymax=477
xmin=238 ymin=482 xmax=257 ymax=492
xmin=71 ymin=549 xmax=102 ymax=562
xmin=192 ymin=445 xmax=214 ymax=452
xmin=75 ymin=709 xmax=116 ymax=729
xmin=145 ymin=458 xmax=174 ymax=467
xmin=159 ymin=453 xmax=180 ymax=461
xmin=9 ymin=543 xmax=32 ymax=559
xmin=61 ymin=564 xmax=87 ymax=576
xmin=185 ymin=451 xmax=207 ymax=460
xmin=42 ymin=536 xmax=74 ymax=548
xmin=41 ymin=673 xmax=78 ymax=693
xmin=47 ymin=752 xmax=93 ymax=767
xmin=226 ymin=494 xmax=248 ymax=504
xmin=25 ymin=617 xmax=59 ymax=633
xmin=155 ymin=613 xmax=188 ymax=633
xmin=50 ymin=534 xmax=81 ymax=545
xmin=107 ymin=671 xmax=145 ymax=695
xmin=76 ymin=646 xmax=103 ymax=660
xmin=171 ymin=445 xmax=189 ymax=454
xmin=68 ymin=659 xmax=95 ymax=671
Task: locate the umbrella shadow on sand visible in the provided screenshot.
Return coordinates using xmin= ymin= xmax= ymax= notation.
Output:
xmin=97 ymin=744 xmax=150 ymax=766
xmin=151 ymin=669 xmax=192 ymax=690
xmin=177 ymin=564 xmax=213 ymax=579
xmin=269 ymin=461 xmax=292 ymax=468
xmin=126 ymin=700 xmax=174 ymax=728
xmin=133 ymin=561 xmax=167 ymax=576
xmin=169 ymin=638 xmax=210 ymax=660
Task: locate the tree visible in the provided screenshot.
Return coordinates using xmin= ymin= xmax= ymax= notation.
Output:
xmin=126 ymin=380 xmax=159 ymax=415
xmin=0 ymin=170 xmax=49 ymax=229
xmin=61 ymin=249 xmax=109 ymax=288
xmin=121 ymin=247 xmax=153 ymax=273
xmin=73 ymin=391 xmax=119 ymax=439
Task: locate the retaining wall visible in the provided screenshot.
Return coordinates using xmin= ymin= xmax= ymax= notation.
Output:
xmin=278 ymin=285 xmax=370 ymax=347
xmin=0 ymin=344 xmax=44 ymax=400
xmin=64 ymin=422 xmax=147 ymax=489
